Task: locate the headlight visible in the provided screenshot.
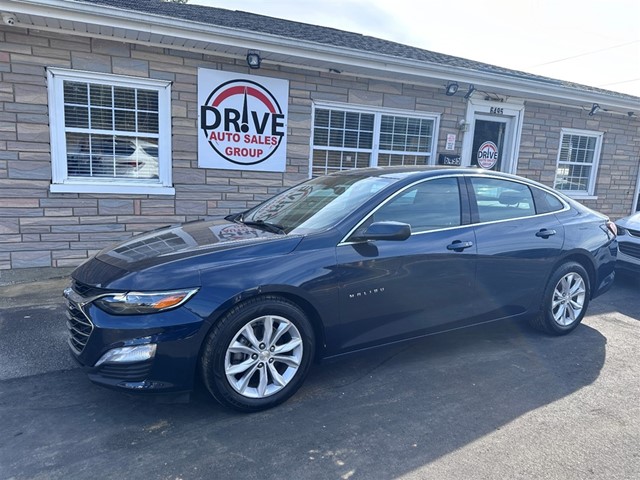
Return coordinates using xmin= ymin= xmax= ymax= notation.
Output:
xmin=93 ymin=288 xmax=199 ymax=315
xmin=615 ymin=224 xmax=626 ymax=235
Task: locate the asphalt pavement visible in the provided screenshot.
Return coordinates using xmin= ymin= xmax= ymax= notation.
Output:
xmin=0 ymin=272 xmax=638 ymax=480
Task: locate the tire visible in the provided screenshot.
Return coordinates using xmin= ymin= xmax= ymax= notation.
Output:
xmin=529 ymin=261 xmax=590 ymax=335
xmin=201 ymin=295 xmax=315 ymax=412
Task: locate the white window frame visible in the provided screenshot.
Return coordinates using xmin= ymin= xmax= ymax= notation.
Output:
xmin=553 ymin=128 xmax=603 ymax=198
xmin=309 ymin=102 xmax=440 ymax=177
xmin=47 ymin=68 xmax=174 ymax=195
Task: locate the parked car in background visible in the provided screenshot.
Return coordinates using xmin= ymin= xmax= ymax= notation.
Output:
xmin=64 ymin=167 xmax=617 ymax=412
xmin=615 ymin=212 xmax=640 ymax=273
xmin=67 ymin=135 xmax=159 ymax=179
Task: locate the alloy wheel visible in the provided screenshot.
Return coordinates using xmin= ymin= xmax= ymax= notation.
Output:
xmin=551 ymin=272 xmax=586 ymax=326
xmin=224 ymin=315 xmax=303 ymax=398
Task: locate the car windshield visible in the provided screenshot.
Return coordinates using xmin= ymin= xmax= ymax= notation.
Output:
xmin=241 ymin=173 xmax=399 ymax=234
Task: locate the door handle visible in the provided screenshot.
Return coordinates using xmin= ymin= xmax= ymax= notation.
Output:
xmin=447 ymin=240 xmax=474 ymax=252
xmin=535 ymin=229 xmax=557 ymax=239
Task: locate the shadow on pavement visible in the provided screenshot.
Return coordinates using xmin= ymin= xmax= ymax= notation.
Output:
xmin=588 ymin=271 xmax=640 ymax=321
xmin=0 ymin=318 xmax=606 ymax=480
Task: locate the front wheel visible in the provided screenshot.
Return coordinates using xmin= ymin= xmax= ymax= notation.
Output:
xmin=201 ymin=296 xmax=315 ymax=412
xmin=530 ymin=262 xmax=590 ymax=335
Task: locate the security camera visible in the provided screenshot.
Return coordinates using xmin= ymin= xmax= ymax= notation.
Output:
xmin=2 ymin=13 xmax=17 ymax=26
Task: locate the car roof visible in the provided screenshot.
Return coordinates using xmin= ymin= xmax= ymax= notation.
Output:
xmin=327 ymin=166 xmax=532 ymax=182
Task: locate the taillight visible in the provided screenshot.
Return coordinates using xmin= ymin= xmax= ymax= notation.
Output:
xmin=606 ymin=220 xmax=617 ymax=236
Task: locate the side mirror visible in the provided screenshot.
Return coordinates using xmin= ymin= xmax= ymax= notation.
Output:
xmin=352 ymin=221 xmax=411 ymax=242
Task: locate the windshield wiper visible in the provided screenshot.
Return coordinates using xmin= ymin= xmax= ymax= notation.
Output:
xmin=241 ymin=219 xmax=286 ymax=235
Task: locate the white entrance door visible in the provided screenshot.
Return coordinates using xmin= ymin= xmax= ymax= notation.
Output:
xmin=461 ymin=98 xmax=525 ymax=173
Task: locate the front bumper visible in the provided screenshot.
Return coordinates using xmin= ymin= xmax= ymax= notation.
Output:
xmin=617 ymin=238 xmax=640 ymax=273
xmin=65 ymin=287 xmax=208 ymax=394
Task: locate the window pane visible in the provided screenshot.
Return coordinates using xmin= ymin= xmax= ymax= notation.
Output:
xmin=64 ymin=82 xmax=87 ymax=104
xmin=90 ymin=107 xmax=113 ymax=130
xmin=329 ymin=110 xmax=345 ymax=129
xmin=359 ymin=131 xmax=373 ymax=149
xmin=329 ymin=129 xmax=344 ymax=147
xmin=137 ymin=90 xmax=158 ymax=112
xmin=345 ymin=112 xmax=360 ymax=130
xmin=313 ymin=127 xmax=329 ymax=146
xmin=115 ymin=109 xmax=136 ymax=131
xmin=471 ymin=178 xmax=535 ymax=222
xmin=373 ymin=177 xmax=461 ymax=232
xmin=360 ymin=114 xmax=374 ymax=131
xmin=90 ymin=84 xmax=112 ymax=107
xmin=138 ymin=112 xmax=159 ymax=133
xmin=344 ymin=130 xmax=358 ymax=148
xmin=314 ymin=109 xmax=329 ymax=127
xmin=114 ymin=87 xmax=135 ymax=109
xmin=64 ymin=106 xmax=89 ymax=128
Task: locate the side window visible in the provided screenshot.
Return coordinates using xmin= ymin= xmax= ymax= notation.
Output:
xmin=470 ymin=177 xmax=535 ymax=222
xmin=373 ymin=177 xmax=461 ymax=233
xmin=531 ymin=187 xmax=565 ymax=214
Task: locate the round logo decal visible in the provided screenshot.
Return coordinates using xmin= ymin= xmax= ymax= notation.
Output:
xmin=477 ymin=141 xmax=499 ymax=169
xmin=200 ymin=79 xmax=286 ymax=166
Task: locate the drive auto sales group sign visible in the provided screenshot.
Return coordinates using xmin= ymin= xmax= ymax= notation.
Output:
xmin=198 ymin=69 xmax=289 ymax=172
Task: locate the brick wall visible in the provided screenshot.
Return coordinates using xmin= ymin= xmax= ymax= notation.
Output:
xmin=1 ymin=26 xmax=638 ymax=269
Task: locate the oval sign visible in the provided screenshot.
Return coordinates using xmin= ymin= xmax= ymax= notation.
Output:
xmin=477 ymin=141 xmax=499 ymax=169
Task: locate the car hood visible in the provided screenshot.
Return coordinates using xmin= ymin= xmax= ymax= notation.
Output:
xmin=72 ymin=219 xmax=303 ymax=290
xmin=617 ymin=212 xmax=640 ymax=229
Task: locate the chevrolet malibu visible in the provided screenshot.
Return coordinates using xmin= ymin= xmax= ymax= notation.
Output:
xmin=64 ymin=167 xmax=617 ymax=411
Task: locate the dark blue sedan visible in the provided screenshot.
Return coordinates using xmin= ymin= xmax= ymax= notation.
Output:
xmin=65 ymin=167 xmax=617 ymax=411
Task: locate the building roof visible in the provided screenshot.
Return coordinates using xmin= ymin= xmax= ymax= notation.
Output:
xmin=71 ymin=0 xmax=638 ymax=103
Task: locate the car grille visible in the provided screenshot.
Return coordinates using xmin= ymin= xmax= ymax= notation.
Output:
xmin=619 ymin=241 xmax=640 ymax=259
xmin=65 ymin=282 xmax=98 ymax=354
xmin=627 ymin=228 xmax=640 ymax=237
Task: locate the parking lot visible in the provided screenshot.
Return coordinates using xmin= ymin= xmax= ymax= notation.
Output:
xmin=0 ymin=273 xmax=638 ymax=480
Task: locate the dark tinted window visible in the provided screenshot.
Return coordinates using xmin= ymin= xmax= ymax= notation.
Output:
xmin=532 ymin=187 xmax=565 ymax=214
xmin=373 ymin=177 xmax=461 ymax=232
xmin=470 ymin=177 xmax=535 ymax=222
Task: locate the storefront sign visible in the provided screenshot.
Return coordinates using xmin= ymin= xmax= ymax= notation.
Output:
xmin=198 ymin=69 xmax=289 ymax=172
xmin=477 ymin=141 xmax=499 ymax=169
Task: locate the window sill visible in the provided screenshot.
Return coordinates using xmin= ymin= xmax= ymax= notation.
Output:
xmin=559 ymin=192 xmax=598 ymax=201
xmin=50 ymin=183 xmax=175 ymax=195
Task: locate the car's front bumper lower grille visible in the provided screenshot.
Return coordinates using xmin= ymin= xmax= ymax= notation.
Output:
xmin=97 ymin=360 xmax=154 ymax=382
xmin=619 ymin=241 xmax=640 ymax=259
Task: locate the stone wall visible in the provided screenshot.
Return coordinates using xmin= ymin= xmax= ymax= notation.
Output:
xmin=518 ymin=101 xmax=640 ymax=219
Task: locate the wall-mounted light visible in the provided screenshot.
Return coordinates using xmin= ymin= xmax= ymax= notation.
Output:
xmin=1 ymin=12 xmax=17 ymax=25
xmin=463 ymin=84 xmax=476 ymax=99
xmin=246 ymin=50 xmax=261 ymax=69
xmin=588 ymin=103 xmax=600 ymax=116
xmin=445 ymin=81 xmax=459 ymax=96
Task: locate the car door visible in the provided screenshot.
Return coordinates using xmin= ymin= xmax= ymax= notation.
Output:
xmin=332 ymin=176 xmax=478 ymax=353
xmin=466 ymin=175 xmax=565 ymax=320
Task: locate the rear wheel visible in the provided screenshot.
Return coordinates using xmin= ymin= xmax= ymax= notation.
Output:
xmin=201 ymin=296 xmax=315 ymax=412
xmin=530 ymin=262 xmax=590 ymax=335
